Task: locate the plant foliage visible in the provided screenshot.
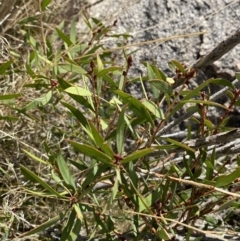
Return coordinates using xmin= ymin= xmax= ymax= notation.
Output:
xmin=1 ymin=2 xmax=240 ymax=241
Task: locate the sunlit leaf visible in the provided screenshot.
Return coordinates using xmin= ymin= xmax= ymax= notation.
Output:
xmin=22 ymin=149 xmax=48 ymax=165
xmin=20 ymin=165 xmax=61 ymax=197
xmin=169 ymin=59 xmax=186 ymax=74
xmin=68 ymin=141 xmax=114 ymax=166
xmin=214 ymin=167 xmax=240 ymax=187
xmin=115 ymin=90 xmax=153 ymax=126
xmin=141 ymin=98 xmax=165 ymax=119
xmin=56 ymin=28 xmax=73 ymax=47
xmin=89 ymin=122 xmax=114 ymax=157
xmin=165 ymin=138 xmax=195 ymax=153
xmin=180 ymin=100 xmax=228 ymax=110
xmin=149 ymin=79 xmax=173 ymax=95
xmin=59 ymin=63 xmax=87 ymax=74
xmin=121 ymin=149 xmax=154 ymax=164
xmin=64 ymin=86 xmax=92 ymax=96
xmin=41 ymin=0 xmax=51 ymax=10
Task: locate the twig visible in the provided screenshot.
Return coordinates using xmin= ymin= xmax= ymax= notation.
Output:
xmin=192 ymin=28 xmax=240 ymax=71
xmin=184 ymin=128 xmax=240 ymax=148
xmin=157 ymin=78 xmax=240 ymax=136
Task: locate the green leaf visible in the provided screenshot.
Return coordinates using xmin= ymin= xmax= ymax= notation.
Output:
xmin=165 ymin=138 xmax=195 ymax=153
xmin=141 ymin=98 xmax=165 ymax=119
xmin=205 ymin=147 xmax=216 ymax=180
xmin=41 ymin=0 xmax=51 ymax=11
xmin=20 ymin=91 xmax=52 ymax=112
xmin=0 ymin=60 xmax=13 ymax=74
xmin=20 ymin=165 xmax=62 ymax=197
xmin=147 ymin=63 xmax=159 ymax=98
xmin=212 ymin=78 xmax=234 ymax=89
xmin=60 ymin=208 xmax=76 ymax=241
xmin=169 ymin=59 xmax=186 ymax=74
xmin=205 ymin=215 xmax=218 ymax=225
xmin=116 ymin=109 xmax=125 ymax=154
xmin=19 ymin=211 xmax=67 ymax=237
xmin=236 ymin=72 xmax=240 ymax=81
xmin=61 ymin=101 xmax=89 ymax=128
xmin=115 ymin=90 xmax=153 ymax=126
xmin=68 ymin=141 xmax=114 ymax=166
xmin=88 ymin=122 xmax=114 ymax=157
xmin=151 ymin=64 xmax=167 ymax=81
xmin=67 ymin=216 xmax=81 ymax=241
xmin=98 ymin=67 xmax=123 ymax=77
xmin=180 ymin=100 xmax=228 ymax=110
xmin=121 ymin=148 xmax=154 ymax=164
xmin=0 ymin=93 xmax=21 ymax=100
xmin=58 ymin=63 xmax=87 ymax=74
xmin=74 ymin=203 xmax=83 ymax=221
xmin=149 ymin=79 xmax=173 ymax=95
xmin=0 ymin=116 xmax=18 ymax=121
xmin=70 ymin=20 xmax=76 ymax=44
xmin=22 ymin=149 xmax=48 ymax=165
xmin=214 ymin=167 xmax=240 ymax=187
xmin=57 ymin=77 xmax=94 ymax=111
xmin=167 ymin=78 xmax=215 ymax=120
xmin=157 ymin=228 xmax=170 ymax=240
xmin=56 ymin=28 xmax=73 ymax=47
xmin=183 ymin=78 xmax=214 ymax=101
xmin=57 ymin=153 xmax=76 ymax=192
xmin=96 ymin=55 xmax=103 ymax=95
xmin=109 ymin=176 xmax=118 ymax=205
xmin=64 ymin=86 xmax=92 ymax=96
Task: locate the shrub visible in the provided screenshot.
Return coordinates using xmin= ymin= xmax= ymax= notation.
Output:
xmin=1 ymin=2 xmax=240 ymax=241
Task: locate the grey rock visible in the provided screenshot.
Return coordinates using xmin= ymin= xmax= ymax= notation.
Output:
xmin=82 ymin=0 xmax=240 ymax=76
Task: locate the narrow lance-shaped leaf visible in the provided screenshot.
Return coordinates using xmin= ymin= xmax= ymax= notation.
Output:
xmin=68 ymin=141 xmax=114 ymax=166
xmin=56 ymin=28 xmax=73 ymax=47
xmin=64 ymin=86 xmax=92 ymax=96
xmin=58 ymin=63 xmax=87 ymax=74
xmin=147 ymin=62 xmax=159 ymax=99
xmin=19 ymin=91 xmax=52 ymax=112
xmin=115 ymin=90 xmax=153 ymax=126
xmin=22 ymin=149 xmax=48 ymax=165
xmin=57 ymin=153 xmax=76 ymax=192
xmin=116 ymin=108 xmax=126 ymax=154
xmin=169 ymin=59 xmax=186 ymax=74
xmin=164 ymin=138 xmax=195 ymax=153
xmin=96 ymin=54 xmax=103 ymax=95
xmin=149 ymin=79 xmax=173 ymax=95
xmin=61 ymin=101 xmax=89 ymax=128
xmin=60 ymin=208 xmax=76 ymax=241
xmin=141 ymin=98 xmax=165 ymax=119
xmin=214 ymin=167 xmax=240 ymax=187
xmin=0 ymin=60 xmax=13 ymax=74
xmin=41 ymin=0 xmax=51 ymax=10
xmin=89 ymin=122 xmax=114 ymax=157
xmin=180 ymin=100 xmax=228 ymax=110
xmin=68 ymin=216 xmax=82 ymax=241
xmin=19 ymin=211 xmax=68 ymax=237
xmin=70 ymin=19 xmax=77 ymax=44
xmin=0 ymin=93 xmax=21 ymax=100
xmin=109 ymin=177 xmax=118 ymax=206
xmin=20 ymin=165 xmax=62 ymax=197
xmin=121 ymin=148 xmax=154 ymax=164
